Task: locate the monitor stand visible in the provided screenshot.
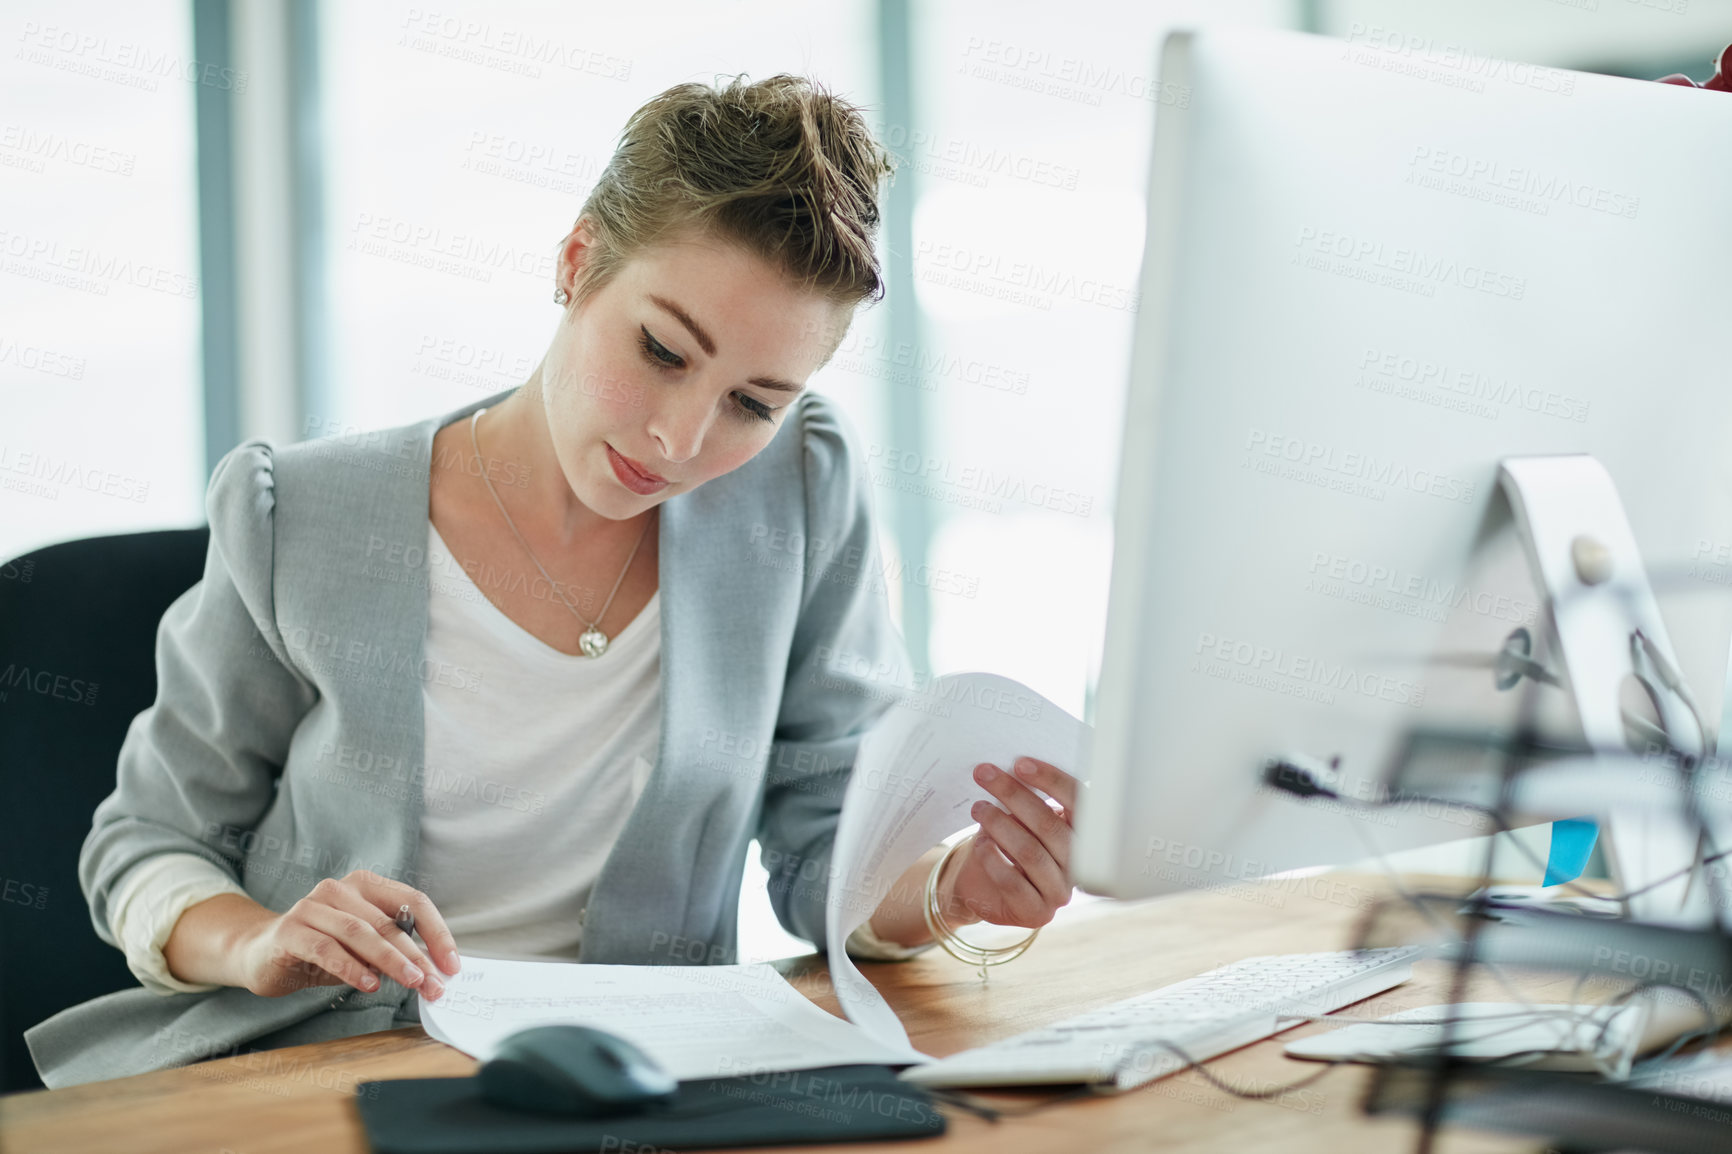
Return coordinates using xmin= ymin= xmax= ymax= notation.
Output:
xmin=1330 ymin=458 xmax=1730 ymax=1077
xmin=1498 ymin=455 xmax=1714 ymax=924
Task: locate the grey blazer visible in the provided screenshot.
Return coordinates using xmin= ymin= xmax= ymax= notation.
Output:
xmin=25 ymin=385 xmax=909 ymax=1088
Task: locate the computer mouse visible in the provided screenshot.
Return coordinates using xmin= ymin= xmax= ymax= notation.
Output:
xmin=476 ymin=1024 xmax=679 ymax=1116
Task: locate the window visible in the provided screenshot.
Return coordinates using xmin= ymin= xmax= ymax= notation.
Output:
xmin=906 ymin=1 xmax=1297 ymax=721
xmin=1 ymin=0 xmax=205 ymax=563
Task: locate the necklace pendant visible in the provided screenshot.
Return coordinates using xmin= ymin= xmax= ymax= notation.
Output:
xmin=578 ymin=627 xmax=610 ymax=658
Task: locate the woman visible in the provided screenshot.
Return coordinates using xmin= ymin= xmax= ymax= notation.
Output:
xmin=26 ymin=74 xmax=1081 ymax=1088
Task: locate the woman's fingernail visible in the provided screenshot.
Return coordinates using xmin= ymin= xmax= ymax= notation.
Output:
xmin=1015 ymin=759 xmax=1036 ymax=778
xmin=405 ymin=964 xmax=424 ymax=985
xmin=425 ymin=977 xmax=444 ymax=998
xmin=362 ymin=974 xmax=378 ymax=990
xmin=446 ymin=951 xmax=461 ymax=973
xmin=974 ymin=763 xmax=997 ymax=782
xmin=971 ymin=801 xmax=986 ymax=818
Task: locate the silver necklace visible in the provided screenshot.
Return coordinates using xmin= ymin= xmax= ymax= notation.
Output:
xmin=468 ymin=407 xmax=653 ymax=657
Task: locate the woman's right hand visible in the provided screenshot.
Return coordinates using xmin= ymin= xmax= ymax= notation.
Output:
xmin=232 ymin=870 xmax=460 ymax=1000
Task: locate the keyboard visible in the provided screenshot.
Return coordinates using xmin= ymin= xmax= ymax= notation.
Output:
xmin=899 ymin=948 xmax=1421 ymax=1091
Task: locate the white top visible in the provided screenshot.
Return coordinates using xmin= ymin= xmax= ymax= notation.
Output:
xmin=107 ymin=523 xmax=925 ymax=995
xmin=414 ymin=519 xmax=660 ymax=962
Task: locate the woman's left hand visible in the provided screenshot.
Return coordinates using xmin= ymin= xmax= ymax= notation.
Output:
xmin=938 ymin=757 xmax=1081 ymax=930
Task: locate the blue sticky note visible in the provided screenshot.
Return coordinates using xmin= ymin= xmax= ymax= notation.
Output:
xmin=1543 ymin=818 xmax=1598 ymax=887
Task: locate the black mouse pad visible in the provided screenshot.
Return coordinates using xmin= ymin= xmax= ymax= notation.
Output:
xmin=354 ymin=1063 xmax=947 ymax=1153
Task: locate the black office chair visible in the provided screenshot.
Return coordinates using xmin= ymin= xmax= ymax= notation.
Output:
xmin=0 ymin=527 xmax=209 ymax=1093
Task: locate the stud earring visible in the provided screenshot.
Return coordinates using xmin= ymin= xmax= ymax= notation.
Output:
xmin=553 ymin=287 xmax=571 ymax=306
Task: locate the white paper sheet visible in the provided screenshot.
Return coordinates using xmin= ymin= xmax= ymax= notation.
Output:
xmin=419 ymin=956 xmax=924 ymax=1078
xmin=823 ymin=671 xmax=1090 ymax=1051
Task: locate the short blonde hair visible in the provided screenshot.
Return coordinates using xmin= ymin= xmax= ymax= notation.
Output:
xmin=573 ymin=74 xmax=896 ymax=309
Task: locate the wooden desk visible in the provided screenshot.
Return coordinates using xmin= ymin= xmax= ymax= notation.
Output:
xmin=1 ymin=874 xmax=1552 ymax=1154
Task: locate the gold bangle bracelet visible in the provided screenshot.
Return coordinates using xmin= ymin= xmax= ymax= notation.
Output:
xmin=922 ymin=835 xmax=1040 ymax=975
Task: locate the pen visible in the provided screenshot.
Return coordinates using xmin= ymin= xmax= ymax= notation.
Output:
xmin=395 ymin=903 xmax=415 ymax=937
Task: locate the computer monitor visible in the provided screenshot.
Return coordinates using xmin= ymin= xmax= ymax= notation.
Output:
xmin=1073 ymin=26 xmax=1732 ymax=905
